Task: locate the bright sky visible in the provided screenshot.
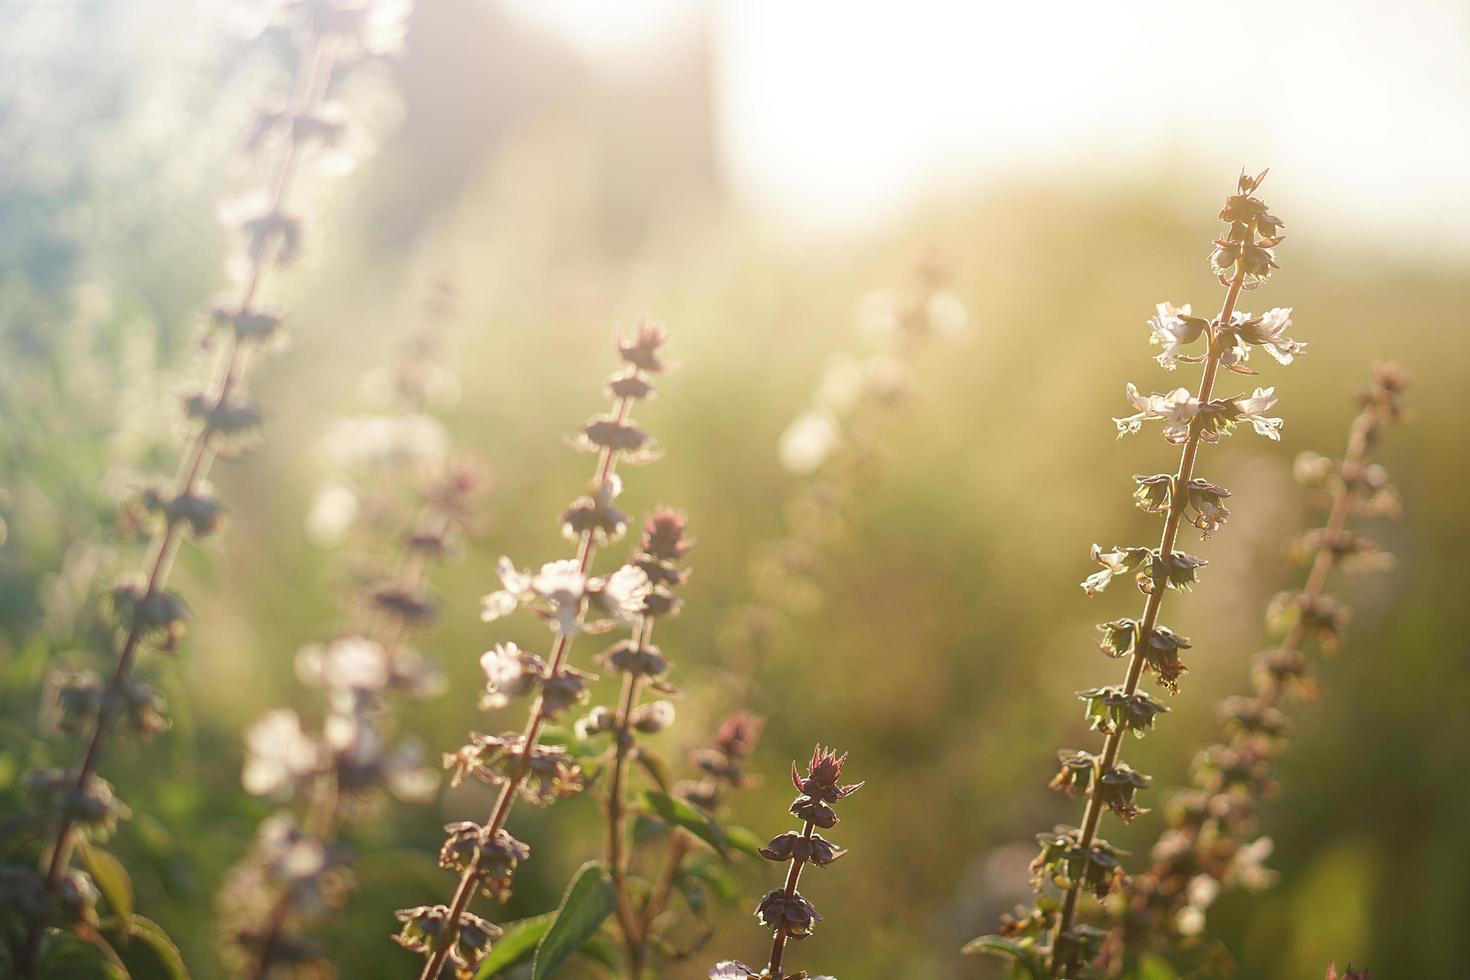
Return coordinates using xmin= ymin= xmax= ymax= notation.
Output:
xmin=500 ymin=0 xmax=1470 ymax=255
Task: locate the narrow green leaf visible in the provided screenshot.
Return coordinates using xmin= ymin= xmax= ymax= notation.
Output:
xmin=473 ymin=914 xmax=553 ymax=979
xmin=633 ymin=746 xmax=674 ymax=794
xmin=79 ymin=842 xmax=134 ymax=928
xmin=36 ymin=930 xmax=130 ymax=980
xmin=960 ymin=935 xmax=1047 ymax=980
xmin=531 ymin=862 xmax=618 ymax=980
xmin=118 ymin=916 xmax=190 ymax=980
xmin=722 ymin=825 xmax=766 ymax=862
xmin=635 ymin=790 xmax=729 ymax=859
xmin=1136 ymin=954 xmax=1183 ymax=980
xmin=684 ymin=860 xmax=742 ymax=904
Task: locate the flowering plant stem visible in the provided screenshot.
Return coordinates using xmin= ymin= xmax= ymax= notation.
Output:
xmin=20 ymin=32 xmax=339 ymax=977
xmin=764 ymin=819 xmax=816 ymax=977
xmin=605 ymin=615 xmax=655 ymax=974
xmin=416 ymin=399 xmax=631 ymax=980
xmin=1049 ymin=254 xmax=1246 ymax=969
xmin=247 ymin=514 xmax=445 ymax=979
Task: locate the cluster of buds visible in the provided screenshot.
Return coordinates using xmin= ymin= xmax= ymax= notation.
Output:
xmin=710 ymin=746 xmax=861 ymax=980
xmin=969 ymin=172 xmax=1299 ymax=978
xmin=678 ymin=712 xmax=764 ymax=811
xmin=223 ymin=278 xmax=482 ymax=977
xmin=400 ymin=325 xmax=674 ymax=980
xmin=9 ymin=2 xmax=416 ymax=974
xmin=723 ymin=260 xmax=968 ymax=684
xmin=1114 ymin=367 xmax=1405 ymax=966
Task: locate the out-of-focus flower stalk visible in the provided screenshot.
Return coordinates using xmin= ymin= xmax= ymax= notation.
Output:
xmin=1110 ymin=366 xmax=1406 ymax=971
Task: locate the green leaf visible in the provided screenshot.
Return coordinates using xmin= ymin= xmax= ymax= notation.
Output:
xmin=633 ymin=746 xmax=674 ymax=794
xmin=36 ymin=930 xmax=129 ymax=980
xmin=960 ymin=935 xmax=1047 ymax=980
xmin=79 ymin=842 xmax=134 ymax=928
xmin=722 ymin=825 xmax=766 ymax=861
xmin=684 ymin=860 xmax=742 ymax=904
xmin=117 ymin=916 xmax=189 ymax=980
xmin=473 ymin=914 xmax=553 ymax=979
xmin=1135 ymin=954 xmax=1183 ymax=980
xmin=531 ymin=862 xmax=618 ymax=980
xmin=635 ymin=790 xmax=728 ymax=859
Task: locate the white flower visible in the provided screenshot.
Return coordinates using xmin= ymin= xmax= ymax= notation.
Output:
xmin=482 ymin=558 xmax=590 ymax=634
xmin=257 ymin=812 xmax=327 ymax=881
xmin=815 ymin=355 xmax=864 ymax=416
xmin=1147 ymin=302 xmax=1203 ymax=371
xmin=304 ymin=481 xmax=359 ymax=545
xmin=296 ymin=635 xmax=390 ymax=694
xmin=242 ymin=710 xmax=321 ymax=799
xmin=1237 ymin=307 xmax=1305 ymax=365
xmin=925 ymin=290 xmax=969 ymax=337
xmin=1083 ymin=544 xmax=1140 ymax=596
xmin=478 ymin=642 xmax=546 ymax=710
xmin=1114 ymin=384 xmax=1200 ymax=443
xmin=588 ymin=564 xmax=651 ymax=627
xmin=1234 ymin=387 xmax=1284 ymax=440
xmin=381 ymin=738 xmax=438 ymax=802
xmin=1228 ymin=836 xmax=1278 ymax=891
xmin=856 ymin=289 xmax=905 ymax=338
xmin=778 ymin=411 xmax=840 ymax=475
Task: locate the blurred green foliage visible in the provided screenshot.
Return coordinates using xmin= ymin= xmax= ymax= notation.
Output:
xmin=2 ymin=2 xmax=1469 ymax=979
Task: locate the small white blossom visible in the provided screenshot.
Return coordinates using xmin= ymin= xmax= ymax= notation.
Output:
xmin=482 ymin=558 xmax=590 ymax=634
xmin=257 ymin=812 xmax=327 ymax=881
xmin=588 ymin=564 xmax=652 ymax=628
xmin=296 ymin=635 xmax=390 ymax=694
xmin=1234 ymin=387 xmax=1284 ymax=441
xmin=1146 ymin=302 xmax=1204 ymax=371
xmin=304 ymin=481 xmax=359 ymax=545
xmin=925 ymin=290 xmax=969 ymax=337
xmin=1114 ymin=384 xmax=1200 ymax=443
xmin=778 ymin=411 xmax=840 ymax=475
xmin=1083 ymin=544 xmax=1134 ymax=596
xmin=856 ymin=289 xmax=905 ymax=339
xmin=243 ymin=709 xmax=321 ymax=799
xmin=478 ymin=642 xmax=546 ymax=710
xmin=1237 ymin=307 xmax=1305 ymax=365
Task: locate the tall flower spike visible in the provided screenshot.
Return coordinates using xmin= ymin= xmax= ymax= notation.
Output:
xmin=709 ymin=745 xmax=860 ymax=980
xmin=10 ymin=4 xmax=412 ymax=975
xmin=219 ymin=279 xmax=481 ymax=979
xmin=403 ymin=324 xmax=673 ymax=980
xmin=724 ymin=256 xmax=968 ymax=696
xmin=578 ymin=507 xmax=694 ymax=974
xmin=966 ymin=171 xmax=1299 ymax=979
xmin=1108 ymin=367 xmax=1406 ymax=972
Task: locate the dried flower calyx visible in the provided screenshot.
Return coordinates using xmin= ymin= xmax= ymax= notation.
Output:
xmin=392 ymin=905 xmax=501 ymax=976
xmin=445 ymin=732 xmax=584 ymax=804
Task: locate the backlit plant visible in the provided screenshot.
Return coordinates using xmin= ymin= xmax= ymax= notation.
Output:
xmin=1107 ymin=365 xmax=1405 ymax=975
xmin=966 ymin=171 xmax=1302 ymax=978
xmin=1 ymin=1 xmax=410 ymax=975
xmin=394 ymin=324 xmax=675 ymax=979
xmin=708 ymin=745 xmax=861 ymax=980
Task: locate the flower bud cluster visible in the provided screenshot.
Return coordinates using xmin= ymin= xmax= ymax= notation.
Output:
xmin=711 ymin=745 xmax=861 ymax=980
xmin=723 ymin=261 xmax=968 ymax=689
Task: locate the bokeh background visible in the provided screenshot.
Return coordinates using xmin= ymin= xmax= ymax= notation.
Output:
xmin=3 ymin=0 xmax=1469 ymax=977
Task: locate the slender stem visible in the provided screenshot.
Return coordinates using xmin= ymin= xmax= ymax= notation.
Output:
xmin=606 ymin=616 xmax=655 ymax=976
xmin=638 ymin=831 xmax=690 ymax=942
xmin=21 ymin=33 xmax=337 ymax=978
xmin=765 ymin=819 xmax=816 ymax=977
xmin=247 ymin=507 xmax=448 ymax=980
xmin=417 ymin=397 xmax=632 ymax=980
xmin=1117 ymin=393 xmax=1384 ymax=969
xmin=1049 ymin=262 xmax=1248 ymax=973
